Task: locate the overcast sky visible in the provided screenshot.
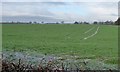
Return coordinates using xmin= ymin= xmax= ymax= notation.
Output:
xmin=1 ymin=0 xmax=119 ymax=23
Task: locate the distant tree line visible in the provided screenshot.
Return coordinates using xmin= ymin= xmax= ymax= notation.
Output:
xmin=74 ymin=21 xmax=89 ymax=24
xmin=74 ymin=21 xmax=114 ymax=25
xmin=1 ymin=21 xmax=40 ymax=24
xmin=1 ymin=18 xmax=120 ymax=25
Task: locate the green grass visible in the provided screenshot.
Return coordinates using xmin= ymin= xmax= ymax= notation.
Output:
xmin=2 ymin=24 xmax=118 ymax=64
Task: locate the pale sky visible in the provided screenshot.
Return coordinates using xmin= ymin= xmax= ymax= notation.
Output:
xmin=0 ymin=0 xmax=119 ymax=23
xmin=1 ymin=0 xmax=119 ymax=2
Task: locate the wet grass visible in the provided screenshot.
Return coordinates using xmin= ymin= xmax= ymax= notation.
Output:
xmin=2 ymin=24 xmax=118 ymax=65
xmin=104 ymin=58 xmax=118 ymax=64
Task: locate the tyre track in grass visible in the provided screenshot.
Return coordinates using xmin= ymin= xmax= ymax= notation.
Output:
xmin=64 ymin=25 xmax=97 ymax=40
xmin=83 ymin=26 xmax=95 ymax=34
xmin=83 ymin=26 xmax=100 ymax=40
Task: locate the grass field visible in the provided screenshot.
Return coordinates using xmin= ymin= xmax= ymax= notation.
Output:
xmin=2 ymin=24 xmax=118 ymax=69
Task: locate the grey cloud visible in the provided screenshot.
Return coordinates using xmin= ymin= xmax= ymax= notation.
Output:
xmin=1 ymin=2 xmax=118 ymax=23
xmin=2 ymin=2 xmax=55 ymax=17
xmin=2 ymin=16 xmax=63 ymax=23
xmin=2 ymin=2 xmax=67 ymax=6
xmin=97 ymin=2 xmax=118 ymax=8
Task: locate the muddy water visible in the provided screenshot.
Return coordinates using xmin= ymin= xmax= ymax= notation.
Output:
xmin=2 ymin=51 xmax=118 ymax=70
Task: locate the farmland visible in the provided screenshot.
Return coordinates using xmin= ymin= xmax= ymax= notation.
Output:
xmin=2 ymin=24 xmax=118 ymax=70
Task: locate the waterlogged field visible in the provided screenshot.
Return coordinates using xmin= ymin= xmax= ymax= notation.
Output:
xmin=2 ymin=24 xmax=118 ymax=70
